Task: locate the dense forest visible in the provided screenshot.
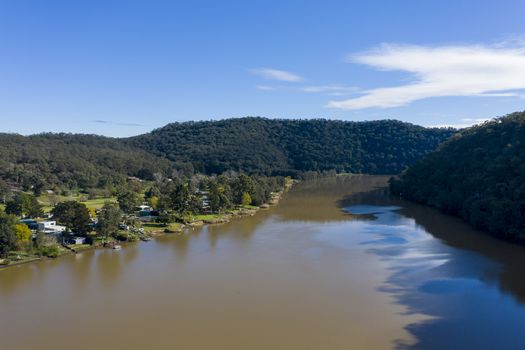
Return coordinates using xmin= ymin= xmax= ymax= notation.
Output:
xmin=390 ymin=111 xmax=525 ymax=242
xmin=0 ymin=133 xmax=173 ymax=194
xmin=127 ymin=117 xmax=455 ymax=176
xmin=0 ymin=118 xmax=455 ymax=195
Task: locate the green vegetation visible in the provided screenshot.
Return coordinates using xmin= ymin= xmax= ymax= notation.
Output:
xmin=390 ymin=111 xmax=525 ymax=242
xmin=96 ymin=203 xmax=121 ymax=241
xmin=5 ymin=192 xmax=43 ymax=218
xmin=0 ymin=133 xmax=173 ymax=193
xmin=128 ymin=117 xmax=454 ymax=176
xmin=51 ymin=201 xmax=91 ymax=235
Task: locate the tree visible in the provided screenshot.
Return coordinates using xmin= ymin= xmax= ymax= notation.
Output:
xmin=5 ymin=192 xmax=42 ymax=218
xmin=241 ymin=192 xmax=252 ymax=206
xmin=96 ymin=203 xmax=121 ymax=241
xmin=148 ymin=195 xmax=159 ymax=209
xmin=51 ymin=201 xmax=91 ymax=235
xmin=0 ymin=179 xmax=10 ymax=203
xmin=231 ymin=174 xmax=256 ymax=204
xmin=0 ymin=213 xmax=17 ymax=258
xmin=117 ymin=190 xmax=142 ymax=214
xmin=14 ymin=224 xmax=32 ymax=248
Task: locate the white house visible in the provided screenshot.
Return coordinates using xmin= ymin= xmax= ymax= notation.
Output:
xmin=38 ymin=221 xmax=66 ymax=234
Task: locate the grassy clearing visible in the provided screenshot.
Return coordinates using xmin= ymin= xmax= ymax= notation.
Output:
xmin=38 ymin=195 xmax=116 ymax=212
xmin=142 ymin=222 xmax=182 ymax=233
xmin=192 ymin=214 xmax=223 ymax=221
xmin=68 ymin=244 xmax=92 ymax=252
xmin=142 ymin=222 xmax=167 ymax=232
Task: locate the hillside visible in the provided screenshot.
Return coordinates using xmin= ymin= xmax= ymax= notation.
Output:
xmin=0 ymin=133 xmax=173 ymax=193
xmin=0 ymin=118 xmax=455 ymax=195
xmin=390 ymin=111 xmax=525 ymax=241
xmin=127 ymin=117 xmax=455 ymax=175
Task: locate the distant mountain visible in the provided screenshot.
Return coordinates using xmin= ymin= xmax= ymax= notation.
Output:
xmin=390 ymin=111 xmax=525 ymax=242
xmin=128 ymin=117 xmax=455 ymax=176
xmin=0 ymin=133 xmax=173 ymax=193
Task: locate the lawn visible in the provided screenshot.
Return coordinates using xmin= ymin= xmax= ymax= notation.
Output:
xmin=38 ymin=195 xmax=116 ymax=212
xmin=193 ymin=214 xmax=224 ymax=221
xmin=142 ymin=222 xmax=182 ymax=233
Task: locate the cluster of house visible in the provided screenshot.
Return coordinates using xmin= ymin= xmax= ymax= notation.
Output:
xmin=19 ymin=203 xmax=162 ymax=245
xmin=20 ymin=219 xmax=87 ymax=245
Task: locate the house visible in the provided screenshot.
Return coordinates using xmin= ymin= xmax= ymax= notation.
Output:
xmin=137 ymin=205 xmax=152 ymax=211
xmin=38 ymin=221 xmax=66 ymax=234
xmin=69 ymin=236 xmax=86 ymax=245
xmin=20 ymin=219 xmax=39 ymax=230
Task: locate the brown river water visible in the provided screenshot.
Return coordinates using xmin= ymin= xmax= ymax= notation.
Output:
xmin=1 ymin=175 xmax=525 ymax=349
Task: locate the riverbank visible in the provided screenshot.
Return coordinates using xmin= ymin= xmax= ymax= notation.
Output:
xmin=0 ymin=182 xmax=293 ymax=270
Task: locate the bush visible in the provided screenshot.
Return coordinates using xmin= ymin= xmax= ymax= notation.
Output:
xmin=40 ymin=245 xmax=60 ymax=258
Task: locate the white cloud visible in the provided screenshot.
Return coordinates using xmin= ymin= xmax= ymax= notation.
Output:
xmin=301 ymin=85 xmax=360 ymax=96
xmin=255 ymin=85 xmax=277 ymax=91
xmin=327 ymin=42 xmax=525 ymax=110
xmin=430 ymin=118 xmax=491 ymax=129
xmin=250 ymin=68 xmax=302 ymax=82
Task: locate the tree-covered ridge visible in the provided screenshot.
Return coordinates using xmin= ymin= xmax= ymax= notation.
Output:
xmin=0 ymin=118 xmax=455 ymax=196
xmin=0 ymin=133 xmax=173 ymax=193
xmin=127 ymin=117 xmax=455 ymax=176
xmin=390 ymin=111 xmax=525 ymax=241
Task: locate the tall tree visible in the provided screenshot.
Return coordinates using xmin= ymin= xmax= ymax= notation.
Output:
xmin=96 ymin=203 xmax=121 ymax=241
xmin=117 ymin=190 xmax=142 ymax=214
xmin=5 ymin=192 xmax=43 ymax=218
xmin=51 ymin=201 xmax=91 ymax=235
xmin=0 ymin=213 xmax=17 ymax=258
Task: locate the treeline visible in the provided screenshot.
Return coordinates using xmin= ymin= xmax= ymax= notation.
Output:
xmin=127 ymin=117 xmax=455 ymax=176
xmin=390 ymin=111 xmax=525 ymax=242
xmin=0 ymin=133 xmax=173 ymax=194
xmin=0 ymin=118 xmax=454 ymax=197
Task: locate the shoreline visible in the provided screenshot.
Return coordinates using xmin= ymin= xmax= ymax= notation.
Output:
xmin=0 ymin=183 xmax=292 ymax=270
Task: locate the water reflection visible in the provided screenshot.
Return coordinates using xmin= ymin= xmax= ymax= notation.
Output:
xmin=340 ymin=189 xmax=525 ymax=350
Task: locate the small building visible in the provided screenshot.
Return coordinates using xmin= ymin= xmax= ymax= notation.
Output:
xmin=69 ymin=236 xmax=86 ymax=245
xmin=38 ymin=221 xmax=66 ymax=234
xmin=20 ymin=219 xmax=39 ymax=230
xmin=137 ymin=205 xmax=152 ymax=211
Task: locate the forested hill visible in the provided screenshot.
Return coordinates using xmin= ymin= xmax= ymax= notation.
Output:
xmin=390 ymin=111 xmax=525 ymax=242
xmin=0 ymin=133 xmax=173 ymax=193
xmin=127 ymin=118 xmax=455 ymax=175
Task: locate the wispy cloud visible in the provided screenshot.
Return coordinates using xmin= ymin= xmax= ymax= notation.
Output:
xmin=91 ymin=119 xmax=143 ymax=127
xmin=327 ymin=42 xmax=525 ymax=110
xmin=430 ymin=118 xmax=492 ymax=129
xmin=301 ymin=85 xmax=360 ymax=96
xmin=255 ymin=84 xmax=359 ymax=96
xmin=255 ymin=85 xmax=278 ymax=91
xmin=250 ymin=68 xmax=302 ymax=82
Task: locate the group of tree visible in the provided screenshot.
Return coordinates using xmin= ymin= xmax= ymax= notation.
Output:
xmin=0 ymin=172 xmax=286 ymax=260
xmin=390 ymin=111 xmax=525 ymax=242
xmin=0 ymin=118 xmax=454 ymax=198
xmin=152 ymin=172 xmax=285 ymax=219
xmin=0 ymin=210 xmax=43 ymax=259
xmin=127 ymin=117 xmax=455 ymax=176
xmin=0 ymin=133 xmax=173 ymax=194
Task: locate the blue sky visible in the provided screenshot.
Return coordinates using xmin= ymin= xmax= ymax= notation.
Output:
xmin=1 ymin=0 xmax=525 ymax=136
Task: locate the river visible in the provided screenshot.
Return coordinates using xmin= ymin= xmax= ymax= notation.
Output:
xmin=1 ymin=175 xmax=525 ymax=349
